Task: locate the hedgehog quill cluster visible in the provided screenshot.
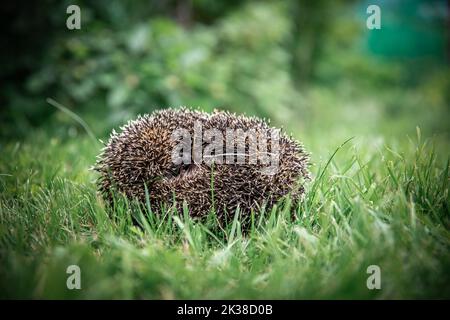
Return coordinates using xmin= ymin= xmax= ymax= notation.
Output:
xmin=94 ymin=108 xmax=310 ymax=223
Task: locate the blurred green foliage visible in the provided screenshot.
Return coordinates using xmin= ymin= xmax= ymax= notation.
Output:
xmin=0 ymin=0 xmax=448 ymax=141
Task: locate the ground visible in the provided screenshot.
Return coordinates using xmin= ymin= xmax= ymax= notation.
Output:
xmin=0 ymin=82 xmax=449 ymax=299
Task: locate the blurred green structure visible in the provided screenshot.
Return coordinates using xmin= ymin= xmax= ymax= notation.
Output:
xmin=1 ymin=0 xmax=448 ymax=142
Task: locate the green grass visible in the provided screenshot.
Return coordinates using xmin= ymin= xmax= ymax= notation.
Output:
xmin=1 ymin=121 xmax=449 ymax=299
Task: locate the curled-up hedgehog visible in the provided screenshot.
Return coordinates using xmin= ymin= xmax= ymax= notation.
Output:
xmin=94 ymin=108 xmax=309 ymax=224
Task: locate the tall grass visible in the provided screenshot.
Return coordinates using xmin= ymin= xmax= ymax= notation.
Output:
xmin=0 ymin=127 xmax=448 ymax=299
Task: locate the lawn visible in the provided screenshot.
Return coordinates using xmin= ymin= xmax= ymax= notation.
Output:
xmin=1 ymin=83 xmax=449 ymax=299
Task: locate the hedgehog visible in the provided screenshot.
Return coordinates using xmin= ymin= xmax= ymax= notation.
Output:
xmin=94 ymin=108 xmax=309 ymax=225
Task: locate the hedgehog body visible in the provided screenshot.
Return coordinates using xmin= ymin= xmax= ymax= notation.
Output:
xmin=95 ymin=108 xmax=309 ymax=223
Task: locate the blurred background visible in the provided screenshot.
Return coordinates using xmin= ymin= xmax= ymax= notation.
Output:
xmin=1 ymin=0 xmax=449 ymax=157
